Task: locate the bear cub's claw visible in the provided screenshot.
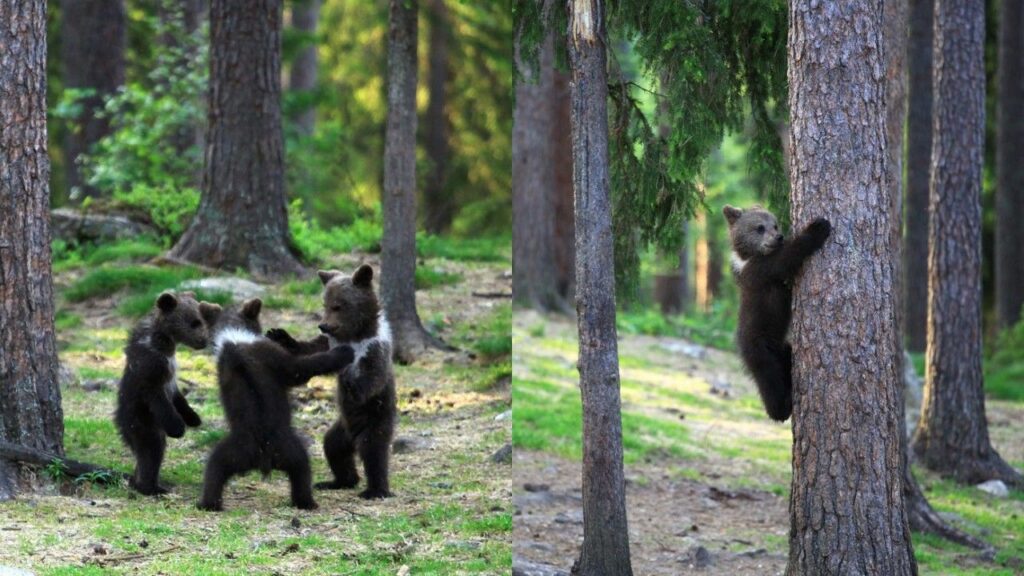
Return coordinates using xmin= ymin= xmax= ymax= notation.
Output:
xmin=807 ymin=217 xmax=832 ymax=242
xmin=265 ymin=328 xmax=298 ymax=349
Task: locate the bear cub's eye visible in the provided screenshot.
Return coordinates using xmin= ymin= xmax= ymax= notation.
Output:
xmin=757 ymin=225 xmax=765 ymax=234
xmin=190 ymin=320 xmax=202 ymax=329
xmin=331 ymin=305 xmax=342 ymax=312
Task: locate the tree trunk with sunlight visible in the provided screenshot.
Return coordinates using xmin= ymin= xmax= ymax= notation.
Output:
xmin=786 ymin=1 xmax=916 ymax=573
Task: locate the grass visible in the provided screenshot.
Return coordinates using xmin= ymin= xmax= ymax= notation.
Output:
xmin=65 ymin=265 xmax=203 ymax=303
xmin=616 ymin=304 xmax=736 ymax=350
xmin=415 ymin=265 xmax=463 ymax=290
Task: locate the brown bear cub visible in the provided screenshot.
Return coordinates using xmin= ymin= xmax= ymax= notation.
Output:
xmin=115 ymin=291 xmax=221 ymax=495
xmin=266 ymin=264 xmax=397 ymax=499
xmin=723 ymin=205 xmax=831 ymax=422
xmin=197 ymin=298 xmax=356 ymax=511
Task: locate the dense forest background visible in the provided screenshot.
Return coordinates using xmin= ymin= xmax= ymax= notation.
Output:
xmin=47 ymin=0 xmax=512 ymax=243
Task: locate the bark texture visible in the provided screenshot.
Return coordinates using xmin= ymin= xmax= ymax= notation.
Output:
xmin=381 ymin=0 xmax=444 ymax=363
xmin=567 ymin=1 xmax=633 ymax=574
xmin=787 ymin=1 xmax=916 ymax=574
xmin=289 ymin=0 xmax=320 ymax=136
xmin=904 ymin=0 xmax=933 ymax=352
xmin=912 ymin=0 xmax=1024 ymax=487
xmin=61 ymin=0 xmax=126 ymax=200
xmin=169 ymin=0 xmax=304 ymax=279
xmin=995 ymin=0 xmax=1024 ymax=330
xmin=513 ymin=2 xmax=565 ymax=312
xmin=423 ymin=0 xmax=454 ymax=235
xmin=0 ymin=0 xmax=64 ymax=500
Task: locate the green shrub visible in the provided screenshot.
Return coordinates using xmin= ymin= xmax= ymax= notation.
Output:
xmin=84 ymin=239 xmax=164 ymax=266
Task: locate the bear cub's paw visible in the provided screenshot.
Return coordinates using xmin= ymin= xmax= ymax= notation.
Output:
xmin=265 ymin=328 xmax=299 ymax=351
xmin=806 ymin=217 xmax=832 ymax=243
xmin=196 ymin=500 xmax=223 ymax=512
xmin=182 ymin=411 xmax=202 ymax=428
xmin=293 ymin=499 xmax=319 ymax=510
xmin=358 ymin=488 xmax=393 ymax=500
xmin=315 ymin=477 xmax=359 ymax=490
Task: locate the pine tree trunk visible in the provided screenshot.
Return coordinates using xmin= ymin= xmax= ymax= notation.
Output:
xmin=0 ymin=0 xmax=64 ymax=500
xmin=168 ymin=0 xmax=304 ymax=279
xmin=567 ymin=1 xmax=633 ymax=574
xmin=552 ymin=69 xmax=576 ymax=301
xmin=912 ymin=0 xmax=1024 ymax=486
xmin=904 ymin=0 xmax=933 ymax=352
xmin=787 ymin=1 xmax=916 ymax=574
xmin=513 ymin=1 xmax=564 ymax=312
xmin=423 ymin=0 xmax=454 ymax=235
xmin=995 ymin=0 xmax=1024 ymax=330
xmin=694 ymin=212 xmax=711 ymax=313
xmin=381 ymin=0 xmax=444 ymax=363
xmin=289 ymin=0 xmax=319 ymax=136
xmin=60 ymin=0 xmax=125 ymax=200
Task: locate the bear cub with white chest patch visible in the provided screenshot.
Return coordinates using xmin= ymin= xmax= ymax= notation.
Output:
xmin=723 ymin=205 xmax=831 ymax=422
xmin=115 ymin=291 xmax=220 ymax=495
xmin=197 ymin=299 xmax=356 ymax=511
xmin=266 ymin=264 xmax=397 ymax=499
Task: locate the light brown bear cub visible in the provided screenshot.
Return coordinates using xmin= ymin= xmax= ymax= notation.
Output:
xmin=267 ymin=265 xmax=397 ymax=499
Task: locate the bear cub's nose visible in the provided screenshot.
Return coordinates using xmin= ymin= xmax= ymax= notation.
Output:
xmin=318 ymin=323 xmax=331 ymax=334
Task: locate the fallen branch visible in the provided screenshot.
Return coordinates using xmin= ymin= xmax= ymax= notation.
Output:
xmin=0 ymin=441 xmax=129 ymax=483
xmin=471 ymin=291 xmax=513 ymax=299
xmin=91 ymin=544 xmax=182 ymax=566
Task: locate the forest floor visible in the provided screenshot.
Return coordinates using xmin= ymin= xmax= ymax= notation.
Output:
xmin=513 ymin=310 xmax=1024 ymax=576
xmin=0 ymin=239 xmax=512 ymax=576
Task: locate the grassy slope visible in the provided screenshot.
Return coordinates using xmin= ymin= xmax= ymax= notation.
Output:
xmin=513 ymin=311 xmax=1024 ymax=575
xmin=1 ymin=238 xmax=512 ymax=576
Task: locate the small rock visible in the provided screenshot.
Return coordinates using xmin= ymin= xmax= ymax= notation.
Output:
xmin=511 ymin=558 xmax=570 ymax=576
xmin=691 ymin=545 xmax=712 ymax=569
xmin=91 ymin=543 xmax=108 ymax=555
xmin=709 ymin=377 xmax=732 ymax=397
xmin=976 ymin=480 xmax=1009 ymax=498
xmin=0 ymin=567 xmax=36 ymax=576
xmin=553 ymin=511 xmax=583 ymax=525
xmin=661 ymin=341 xmax=708 ymax=360
xmin=392 ymin=436 xmax=433 ymax=454
xmin=81 ymin=379 xmax=115 ymax=393
xmin=180 ymin=277 xmax=266 ymax=301
xmin=490 ymin=443 xmax=512 ymax=464
xmin=290 ymin=517 xmax=301 ymax=529
xmin=445 ymin=539 xmax=480 ymax=551
xmin=494 ymin=410 xmax=512 ymax=422
xmin=431 ymin=481 xmax=453 ymax=490
xmin=523 ymin=483 xmax=550 ymax=493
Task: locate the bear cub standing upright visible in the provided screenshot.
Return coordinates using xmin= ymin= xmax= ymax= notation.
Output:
xmin=115 ymin=291 xmax=221 ymax=495
xmin=197 ymin=298 xmax=356 ymax=511
xmin=267 ymin=264 xmax=397 ymax=499
xmin=722 ymin=205 xmax=831 ymax=422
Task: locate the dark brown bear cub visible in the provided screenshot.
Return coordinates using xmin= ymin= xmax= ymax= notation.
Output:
xmin=723 ymin=205 xmax=831 ymax=422
xmin=266 ymin=264 xmax=397 ymax=499
xmin=197 ymin=299 xmax=355 ymax=511
xmin=115 ymin=291 xmax=220 ymax=495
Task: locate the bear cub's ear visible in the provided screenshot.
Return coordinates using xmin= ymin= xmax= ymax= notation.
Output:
xmin=199 ymin=302 xmax=223 ymax=325
xmin=723 ymin=205 xmax=743 ymax=226
xmin=318 ymin=269 xmax=342 ymax=286
xmin=352 ymin=264 xmax=374 ymax=288
xmin=156 ymin=291 xmax=178 ymax=313
xmin=240 ymin=298 xmax=262 ymax=320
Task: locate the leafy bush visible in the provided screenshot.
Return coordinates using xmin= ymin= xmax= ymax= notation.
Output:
xmin=289 ymin=200 xmax=383 ymax=261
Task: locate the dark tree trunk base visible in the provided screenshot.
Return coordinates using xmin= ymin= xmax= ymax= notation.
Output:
xmin=914 ymin=439 xmax=1024 ymax=488
xmin=904 ymin=464 xmax=991 ymax=550
xmin=390 ymin=317 xmax=455 ymax=365
xmin=0 ymin=441 xmax=129 ymax=492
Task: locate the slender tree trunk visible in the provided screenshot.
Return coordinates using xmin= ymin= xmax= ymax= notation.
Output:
xmin=787 ymin=1 xmax=916 ymax=574
xmin=289 ymin=0 xmax=319 ymax=136
xmin=567 ymin=2 xmax=633 ymax=575
xmin=60 ymin=0 xmax=126 ymax=200
xmin=381 ymin=0 xmax=446 ymax=363
xmin=694 ymin=212 xmax=712 ymax=313
xmin=912 ymin=0 xmax=1024 ymax=487
xmin=552 ymin=68 xmax=576 ymax=301
xmin=423 ymin=0 xmax=454 ymax=235
xmin=995 ymin=0 xmax=1024 ymax=330
xmin=513 ymin=1 xmax=564 ymax=312
xmin=905 ymin=0 xmax=933 ymax=352
xmin=886 ymin=0 xmax=987 ymax=549
xmin=0 ymin=0 xmax=64 ymax=500
xmin=168 ymin=0 xmax=304 ymax=279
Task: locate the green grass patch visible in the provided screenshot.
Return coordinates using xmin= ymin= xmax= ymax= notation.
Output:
xmin=118 ymin=287 xmax=234 ymax=318
xmin=65 ymin=265 xmax=202 ymax=303
xmin=54 ymin=309 xmax=83 ymax=330
xmin=415 ymin=266 xmax=463 ymax=290
xmin=84 ymin=239 xmax=164 ymax=266
xmin=417 ymin=234 xmax=510 ymax=263
xmin=617 ymin=305 xmax=736 ymax=350
xmin=470 ymin=305 xmax=512 ymax=361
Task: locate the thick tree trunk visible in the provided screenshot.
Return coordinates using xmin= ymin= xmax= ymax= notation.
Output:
xmin=567 ymin=2 xmax=634 ymax=575
xmin=787 ymin=1 xmax=916 ymax=574
xmin=552 ymin=69 xmax=576 ymax=301
xmin=423 ymin=0 xmax=454 ymax=235
xmin=885 ymin=0 xmax=986 ymax=549
xmin=995 ymin=0 xmax=1024 ymax=330
xmin=513 ymin=1 xmax=565 ymax=313
xmin=289 ymin=0 xmax=319 ymax=136
xmin=0 ymin=0 xmax=64 ymax=500
xmin=904 ymin=0 xmax=933 ymax=352
xmin=381 ymin=0 xmax=446 ymax=363
xmin=61 ymin=0 xmax=126 ymax=200
xmin=168 ymin=0 xmax=304 ymax=279
xmin=912 ymin=0 xmax=1024 ymax=487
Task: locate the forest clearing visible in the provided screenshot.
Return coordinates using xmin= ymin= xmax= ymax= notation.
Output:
xmin=0 ymin=238 xmax=512 ymax=575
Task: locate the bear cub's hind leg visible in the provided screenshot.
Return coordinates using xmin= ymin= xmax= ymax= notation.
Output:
xmin=316 ymin=421 xmax=359 ymax=490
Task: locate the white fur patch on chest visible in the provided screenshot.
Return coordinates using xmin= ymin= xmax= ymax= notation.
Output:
xmin=213 ymin=327 xmax=263 ymax=359
xmin=730 ymin=251 xmax=749 ymax=275
xmin=165 ymin=355 xmax=179 ymax=398
xmin=333 ymin=313 xmax=392 ymax=376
